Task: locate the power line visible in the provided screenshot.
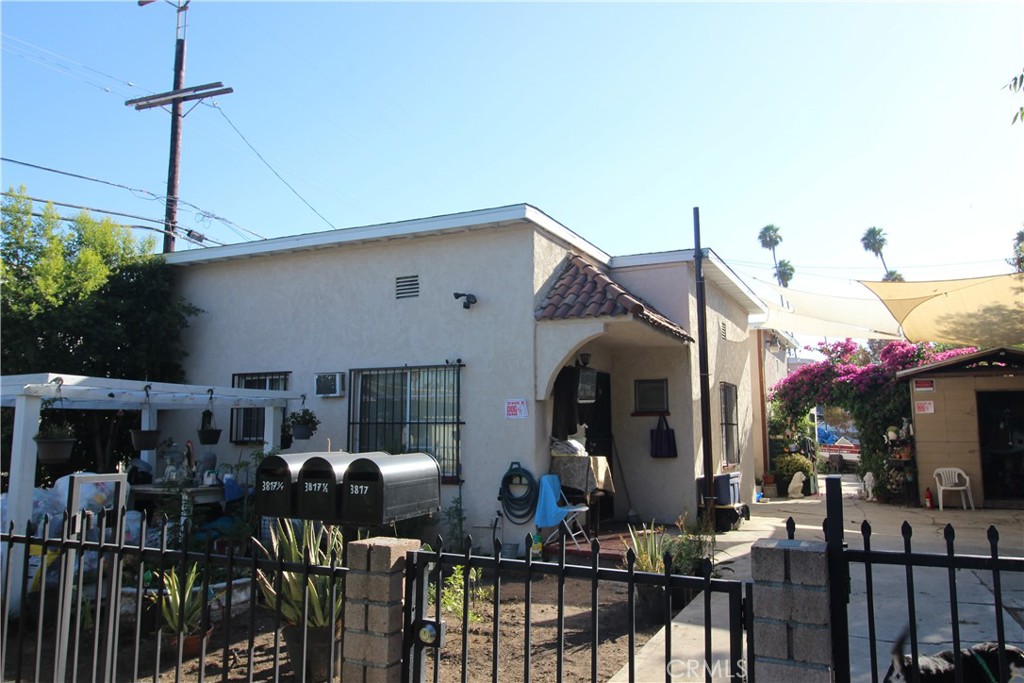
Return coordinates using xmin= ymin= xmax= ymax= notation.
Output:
xmin=2 ymin=157 xmax=161 ymax=200
xmin=2 ymin=33 xmax=149 ymax=94
xmin=214 ymin=105 xmax=338 ymax=231
xmin=1 ymin=157 xmax=264 ymax=241
xmin=2 ymin=191 xmax=225 ymax=246
xmin=23 ymin=211 xmax=208 ymax=248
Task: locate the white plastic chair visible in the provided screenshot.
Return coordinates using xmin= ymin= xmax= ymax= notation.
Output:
xmin=534 ymin=474 xmax=590 ymax=549
xmin=933 ymin=467 xmax=975 ymax=511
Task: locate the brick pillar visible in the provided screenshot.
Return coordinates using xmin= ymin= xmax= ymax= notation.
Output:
xmin=750 ymin=538 xmax=833 ymax=682
xmin=343 ymin=537 xmax=420 ymax=683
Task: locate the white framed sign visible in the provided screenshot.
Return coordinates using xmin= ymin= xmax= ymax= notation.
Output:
xmin=505 ymin=399 xmax=528 ymax=420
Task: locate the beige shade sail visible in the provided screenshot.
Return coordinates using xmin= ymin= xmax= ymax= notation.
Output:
xmin=754 ymin=280 xmax=903 ymax=340
xmin=861 ymin=273 xmax=1024 ymax=347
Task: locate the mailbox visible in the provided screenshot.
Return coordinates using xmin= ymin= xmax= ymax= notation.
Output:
xmin=255 ymin=453 xmax=308 ymax=517
xmin=341 ymin=452 xmax=440 ymax=526
xmin=295 ymin=453 xmax=361 ymax=521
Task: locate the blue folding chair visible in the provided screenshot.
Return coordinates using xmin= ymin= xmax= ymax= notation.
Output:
xmin=534 ymin=474 xmax=590 ymax=549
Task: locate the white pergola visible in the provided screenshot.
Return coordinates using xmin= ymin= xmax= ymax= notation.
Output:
xmin=1 ymin=373 xmax=302 ymax=533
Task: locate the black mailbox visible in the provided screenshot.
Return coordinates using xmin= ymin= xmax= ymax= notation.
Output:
xmin=341 ymin=452 xmax=440 ymax=526
xmin=295 ymin=453 xmax=361 ymax=521
xmin=255 ymin=453 xmax=308 ymax=517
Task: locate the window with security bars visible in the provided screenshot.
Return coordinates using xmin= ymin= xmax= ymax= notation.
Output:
xmin=720 ymin=382 xmax=740 ymax=466
xmin=231 ymin=371 xmax=290 ymax=443
xmin=348 ymin=363 xmax=463 ymax=481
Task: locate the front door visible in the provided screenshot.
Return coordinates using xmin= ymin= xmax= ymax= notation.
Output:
xmin=977 ymin=391 xmax=1024 ymax=504
xmin=582 ymin=372 xmax=615 ymax=520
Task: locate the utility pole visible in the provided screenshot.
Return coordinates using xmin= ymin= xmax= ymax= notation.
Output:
xmin=126 ymin=0 xmax=231 ymax=253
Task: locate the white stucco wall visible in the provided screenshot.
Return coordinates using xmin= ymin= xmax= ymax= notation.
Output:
xmin=169 ymin=222 xmax=561 ymax=545
xmin=611 ymin=259 xmax=758 ymax=515
xmin=166 ymin=217 xmax=762 ymax=541
xmin=609 ymin=346 xmax=697 ymax=523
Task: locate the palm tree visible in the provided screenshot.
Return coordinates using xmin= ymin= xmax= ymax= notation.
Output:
xmin=882 ymin=270 xmax=904 ymax=282
xmin=758 ymin=224 xmax=783 ymax=285
xmin=775 ymin=259 xmax=795 ymax=288
xmin=861 ymin=227 xmax=889 ymax=275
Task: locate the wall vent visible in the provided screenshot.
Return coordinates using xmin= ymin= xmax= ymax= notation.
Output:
xmin=396 ymin=275 xmax=419 ymax=299
xmin=719 ymin=321 xmax=727 ymax=340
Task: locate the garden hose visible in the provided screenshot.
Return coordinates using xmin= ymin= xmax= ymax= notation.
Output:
xmin=498 ymin=462 xmax=538 ymax=525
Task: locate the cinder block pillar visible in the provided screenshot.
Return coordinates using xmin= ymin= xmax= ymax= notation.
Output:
xmin=343 ymin=537 xmax=421 ymax=683
xmin=751 ymin=538 xmax=833 ymax=682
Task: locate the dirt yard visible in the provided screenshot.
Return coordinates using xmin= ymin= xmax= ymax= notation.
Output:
xmin=12 ymin=571 xmax=661 ymax=682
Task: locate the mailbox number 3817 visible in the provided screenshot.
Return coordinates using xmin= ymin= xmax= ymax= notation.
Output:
xmin=349 ymin=484 xmax=369 ymax=496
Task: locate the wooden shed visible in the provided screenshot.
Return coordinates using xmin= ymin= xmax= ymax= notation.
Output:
xmin=897 ymin=347 xmax=1024 ymax=509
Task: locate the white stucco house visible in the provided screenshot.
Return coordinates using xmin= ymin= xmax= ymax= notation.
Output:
xmin=157 ymin=204 xmax=768 ymax=545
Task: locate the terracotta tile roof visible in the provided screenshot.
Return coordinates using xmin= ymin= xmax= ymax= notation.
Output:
xmin=536 ymin=254 xmax=694 ymax=343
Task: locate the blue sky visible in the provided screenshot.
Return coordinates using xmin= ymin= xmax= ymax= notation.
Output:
xmin=3 ymin=2 xmax=1022 ymax=306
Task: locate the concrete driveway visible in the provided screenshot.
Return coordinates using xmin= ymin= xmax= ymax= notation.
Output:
xmin=612 ymin=475 xmax=1024 ymax=682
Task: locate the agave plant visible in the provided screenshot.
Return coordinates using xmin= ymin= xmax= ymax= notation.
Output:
xmin=155 ymin=562 xmax=211 ymax=635
xmin=254 ymin=519 xmax=344 ymax=628
xmin=621 ymin=521 xmax=668 ymax=574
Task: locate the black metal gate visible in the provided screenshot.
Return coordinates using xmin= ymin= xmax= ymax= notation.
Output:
xmin=402 ymin=530 xmax=752 ymax=683
xmin=820 ymin=476 xmax=1024 ymax=683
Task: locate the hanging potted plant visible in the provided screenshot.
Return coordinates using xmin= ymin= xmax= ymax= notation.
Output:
xmin=254 ymin=519 xmax=344 ymax=682
xmin=34 ymin=379 xmax=76 ymax=464
xmin=286 ymin=408 xmax=320 ymax=440
xmin=197 ymin=390 xmax=222 ymax=445
xmin=131 ymin=384 xmax=162 ymax=450
xmin=34 ymin=422 xmax=76 ymax=465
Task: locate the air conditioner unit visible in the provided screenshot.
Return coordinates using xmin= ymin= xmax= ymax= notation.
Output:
xmin=314 ymin=372 xmax=345 ymax=398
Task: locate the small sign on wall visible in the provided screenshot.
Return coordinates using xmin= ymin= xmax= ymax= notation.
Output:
xmin=913 ymin=379 xmax=935 ymax=392
xmin=505 ymin=399 xmax=528 ymax=419
xmin=915 ymin=400 xmax=935 ymax=414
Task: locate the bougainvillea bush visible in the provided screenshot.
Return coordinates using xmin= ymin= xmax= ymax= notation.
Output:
xmin=770 ymin=339 xmax=976 ymax=498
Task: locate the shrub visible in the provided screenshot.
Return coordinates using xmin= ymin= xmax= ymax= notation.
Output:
xmin=773 ymin=454 xmax=814 ymax=479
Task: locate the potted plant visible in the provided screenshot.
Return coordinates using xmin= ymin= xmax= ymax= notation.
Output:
xmin=621 ymin=517 xmax=718 ymax=618
xmin=254 ymin=519 xmax=344 ymax=682
xmin=621 ymin=521 xmax=668 ymax=619
xmin=152 ymin=562 xmax=217 ymax=658
xmin=34 ymin=423 xmax=76 ymax=464
xmin=663 ymin=515 xmax=718 ymax=608
xmin=286 ymin=408 xmax=320 ymax=440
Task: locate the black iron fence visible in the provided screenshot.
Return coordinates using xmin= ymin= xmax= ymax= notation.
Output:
xmin=812 ymin=477 xmax=1024 ymax=683
xmin=402 ymin=529 xmax=751 ymax=683
xmin=0 ymin=509 xmax=347 ymax=683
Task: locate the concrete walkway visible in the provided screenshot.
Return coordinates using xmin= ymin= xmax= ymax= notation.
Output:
xmin=611 ymin=475 xmax=1024 ymax=682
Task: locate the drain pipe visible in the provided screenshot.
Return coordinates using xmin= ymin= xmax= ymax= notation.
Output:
xmin=693 ymin=207 xmax=716 ymax=515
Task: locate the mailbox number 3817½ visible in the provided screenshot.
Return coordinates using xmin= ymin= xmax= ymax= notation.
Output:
xmin=349 ymin=484 xmax=369 ymax=496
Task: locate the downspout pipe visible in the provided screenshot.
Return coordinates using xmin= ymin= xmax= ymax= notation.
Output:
xmin=693 ymin=208 xmax=716 ymax=512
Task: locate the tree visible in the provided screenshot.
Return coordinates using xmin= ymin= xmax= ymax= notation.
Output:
xmin=861 ymin=226 xmax=890 ymax=276
xmin=882 ymin=270 xmax=905 ymax=282
xmin=770 ymin=339 xmax=976 ymax=499
xmin=1008 ymin=68 xmax=1024 ymax=125
xmin=2 ymin=187 xmax=201 ymax=474
xmin=758 ymin=224 xmax=783 ymax=285
xmin=1009 ymin=228 xmax=1024 ymax=273
xmin=774 ymin=259 xmax=795 ymax=288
